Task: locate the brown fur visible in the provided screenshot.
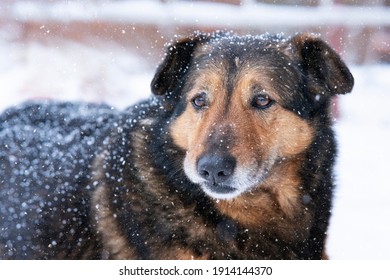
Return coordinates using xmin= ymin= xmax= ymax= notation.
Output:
xmin=170 ymin=64 xmax=314 ymax=231
xmin=0 ymin=32 xmax=354 ymax=259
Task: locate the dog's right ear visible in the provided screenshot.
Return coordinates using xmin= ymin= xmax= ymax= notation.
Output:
xmin=151 ymin=34 xmax=208 ymax=96
xmin=289 ymin=33 xmax=354 ymax=96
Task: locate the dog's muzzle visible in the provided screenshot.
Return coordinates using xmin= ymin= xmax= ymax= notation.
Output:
xmin=196 ymin=153 xmax=237 ymax=194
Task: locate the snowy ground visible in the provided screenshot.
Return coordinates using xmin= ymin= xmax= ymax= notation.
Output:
xmin=0 ymin=36 xmax=389 ymax=260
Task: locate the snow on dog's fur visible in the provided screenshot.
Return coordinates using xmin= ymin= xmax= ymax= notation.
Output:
xmin=0 ymin=32 xmax=353 ymax=259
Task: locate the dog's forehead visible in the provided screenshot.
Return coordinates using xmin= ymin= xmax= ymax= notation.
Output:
xmin=191 ymin=35 xmax=300 ymax=86
xmin=191 ymin=35 xmax=297 ymax=80
xmin=196 ymin=34 xmax=288 ymax=61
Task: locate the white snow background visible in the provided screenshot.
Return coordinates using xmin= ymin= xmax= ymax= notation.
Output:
xmin=0 ymin=1 xmax=389 ymax=260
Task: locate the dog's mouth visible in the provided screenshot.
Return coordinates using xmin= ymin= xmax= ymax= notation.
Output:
xmin=184 ymin=151 xmax=278 ymax=200
xmin=197 ymin=162 xmax=276 ymax=200
xmin=203 ymin=183 xmax=237 ymax=194
xmin=200 ymin=182 xmax=241 ymax=200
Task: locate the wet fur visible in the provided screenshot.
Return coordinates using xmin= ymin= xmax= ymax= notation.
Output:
xmin=0 ymin=32 xmax=353 ymax=259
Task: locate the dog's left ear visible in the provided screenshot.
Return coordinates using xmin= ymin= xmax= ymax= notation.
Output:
xmin=289 ymin=33 xmax=354 ymax=96
xmin=151 ymin=33 xmax=208 ymax=96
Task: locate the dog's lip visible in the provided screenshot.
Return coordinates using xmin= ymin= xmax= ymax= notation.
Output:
xmin=203 ymin=183 xmax=237 ymax=194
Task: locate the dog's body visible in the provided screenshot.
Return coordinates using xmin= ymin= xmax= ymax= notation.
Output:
xmin=0 ymin=32 xmax=353 ymax=259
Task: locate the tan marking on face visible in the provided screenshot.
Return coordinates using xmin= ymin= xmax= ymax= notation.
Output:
xmin=170 ymin=68 xmax=225 ymax=153
xmin=170 ymin=61 xmax=313 ymax=204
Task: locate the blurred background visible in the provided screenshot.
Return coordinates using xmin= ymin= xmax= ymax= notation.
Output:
xmin=0 ymin=0 xmax=389 ymax=259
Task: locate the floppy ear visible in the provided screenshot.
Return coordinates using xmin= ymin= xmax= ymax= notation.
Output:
xmin=151 ymin=33 xmax=208 ymax=96
xmin=290 ymin=34 xmax=354 ymax=96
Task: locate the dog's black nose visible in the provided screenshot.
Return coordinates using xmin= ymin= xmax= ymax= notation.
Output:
xmin=197 ymin=154 xmax=236 ymax=185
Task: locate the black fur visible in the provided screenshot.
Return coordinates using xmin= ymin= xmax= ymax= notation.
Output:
xmin=0 ymin=32 xmax=353 ymax=259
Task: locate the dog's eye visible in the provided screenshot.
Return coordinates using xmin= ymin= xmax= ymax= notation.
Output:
xmin=252 ymin=94 xmax=273 ymax=109
xmin=192 ymin=93 xmax=207 ymax=109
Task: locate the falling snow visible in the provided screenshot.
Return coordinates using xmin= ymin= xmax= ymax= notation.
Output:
xmin=0 ymin=101 xmax=119 ymax=258
xmin=0 ymin=0 xmax=389 ymax=260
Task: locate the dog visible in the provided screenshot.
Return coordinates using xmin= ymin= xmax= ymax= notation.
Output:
xmin=0 ymin=32 xmax=354 ymax=259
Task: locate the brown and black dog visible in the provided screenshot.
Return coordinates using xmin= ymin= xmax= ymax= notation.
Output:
xmin=0 ymin=32 xmax=353 ymax=259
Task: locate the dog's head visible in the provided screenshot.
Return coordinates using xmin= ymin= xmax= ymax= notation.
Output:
xmin=151 ymin=32 xmax=353 ymax=200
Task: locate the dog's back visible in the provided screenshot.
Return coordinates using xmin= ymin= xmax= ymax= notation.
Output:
xmin=0 ymin=101 xmax=118 ymax=259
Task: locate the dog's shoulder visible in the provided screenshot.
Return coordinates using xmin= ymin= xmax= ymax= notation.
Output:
xmin=0 ymin=100 xmax=122 ymax=259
